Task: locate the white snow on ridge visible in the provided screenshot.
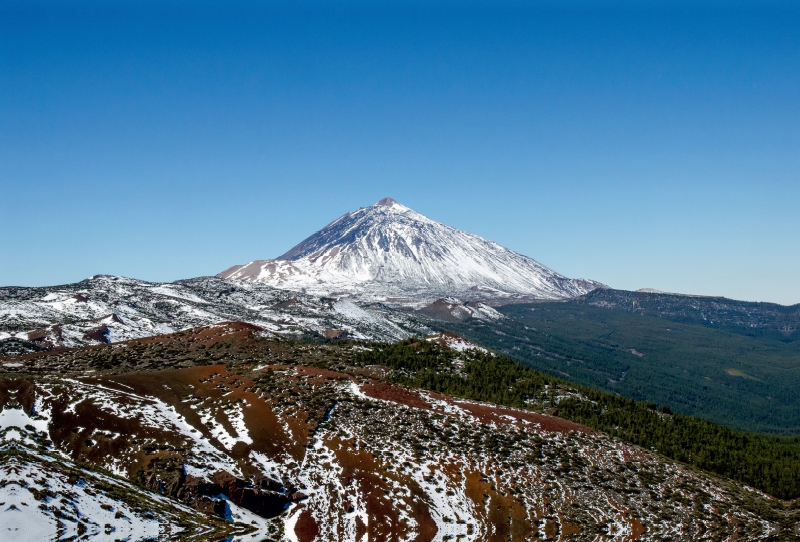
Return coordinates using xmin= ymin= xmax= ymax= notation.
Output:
xmin=219 ymin=197 xmax=602 ymax=307
xmin=149 ymin=284 xmax=208 ymax=304
xmin=0 ymin=275 xmax=426 ymax=348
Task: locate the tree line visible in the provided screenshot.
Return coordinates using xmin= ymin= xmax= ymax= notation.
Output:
xmin=354 ymin=338 xmax=800 ymax=500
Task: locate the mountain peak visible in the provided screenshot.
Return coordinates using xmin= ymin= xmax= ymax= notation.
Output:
xmin=375 ymin=196 xmax=399 ymax=207
xmin=373 ymin=197 xmax=409 ymax=211
xmin=218 ymin=199 xmax=602 ymax=306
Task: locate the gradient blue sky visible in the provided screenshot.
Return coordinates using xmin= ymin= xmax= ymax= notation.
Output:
xmin=2 ymin=1 xmax=798 ymax=304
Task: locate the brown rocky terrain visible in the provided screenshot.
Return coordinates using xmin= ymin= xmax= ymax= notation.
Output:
xmin=2 ymin=323 xmax=797 ymax=541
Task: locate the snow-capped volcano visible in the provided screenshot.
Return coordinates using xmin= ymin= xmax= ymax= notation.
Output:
xmin=218 ymin=197 xmax=602 ymax=306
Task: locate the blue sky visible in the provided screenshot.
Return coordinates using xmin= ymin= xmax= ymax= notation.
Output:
xmin=2 ymin=1 xmax=798 ymax=304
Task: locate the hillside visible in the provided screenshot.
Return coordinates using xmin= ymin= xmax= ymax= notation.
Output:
xmin=577 ymin=288 xmax=800 ymax=340
xmin=427 ymin=291 xmax=800 ymax=434
xmin=0 ymin=275 xmax=428 ymax=352
xmin=3 ymin=324 xmax=796 ymax=540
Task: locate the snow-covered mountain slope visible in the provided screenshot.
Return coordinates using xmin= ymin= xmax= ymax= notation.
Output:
xmin=0 ymin=275 xmax=428 ymax=350
xmin=219 ymin=197 xmax=603 ymax=307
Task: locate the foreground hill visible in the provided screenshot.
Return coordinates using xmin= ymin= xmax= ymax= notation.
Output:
xmin=219 ymin=198 xmax=601 ymax=306
xmin=2 ymin=324 xmax=798 ymax=540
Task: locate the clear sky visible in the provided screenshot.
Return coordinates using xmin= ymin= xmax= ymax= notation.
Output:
xmin=2 ymin=1 xmax=798 ymax=304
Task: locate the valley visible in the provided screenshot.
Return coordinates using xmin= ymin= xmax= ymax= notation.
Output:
xmin=433 ymin=289 xmax=800 ymax=434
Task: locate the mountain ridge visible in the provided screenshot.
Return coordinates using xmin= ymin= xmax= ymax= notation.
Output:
xmin=0 ymin=275 xmax=430 ymax=352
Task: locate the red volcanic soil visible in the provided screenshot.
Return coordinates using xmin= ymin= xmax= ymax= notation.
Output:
xmin=259 ymin=362 xmax=585 ymax=435
xmin=607 ymin=496 xmax=646 ymax=541
xmin=324 ymin=435 xmax=438 ymax=542
xmin=257 ymin=364 xmax=355 ymax=381
xmin=615 ymin=443 xmax=650 ymax=463
xmin=106 ymin=321 xmax=264 ymax=349
xmin=428 ymin=392 xmax=591 ymax=434
xmin=427 ymin=332 xmax=476 ymax=351
xmin=88 ymin=364 xmax=303 ymax=462
xmin=294 ymin=507 xmax=320 ymax=542
xmin=296 ymin=366 xmax=356 ymax=382
xmin=457 ymin=465 xmax=536 ymax=542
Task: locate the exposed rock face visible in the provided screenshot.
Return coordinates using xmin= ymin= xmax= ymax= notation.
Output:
xmin=220 ymin=198 xmax=603 ymax=307
xmin=209 ymin=471 xmax=296 ymax=518
xmin=136 ymin=456 xmax=296 ymax=519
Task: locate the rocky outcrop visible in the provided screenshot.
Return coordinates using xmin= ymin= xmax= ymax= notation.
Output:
xmin=136 ymin=453 xmax=295 ymax=519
